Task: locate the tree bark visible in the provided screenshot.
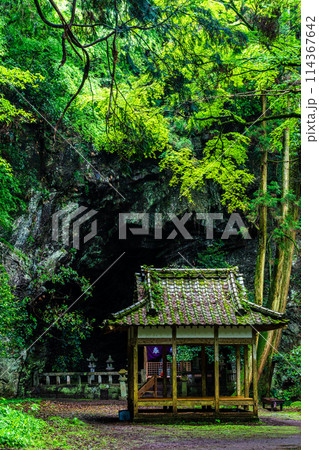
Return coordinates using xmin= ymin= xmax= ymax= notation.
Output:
xmin=254 ymin=94 xmax=268 ymax=306
xmin=270 ymin=156 xmax=300 ymax=356
xmin=257 ymin=103 xmax=301 ymax=384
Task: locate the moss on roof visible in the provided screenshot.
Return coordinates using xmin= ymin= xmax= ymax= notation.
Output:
xmin=106 ymin=267 xmax=287 ymax=331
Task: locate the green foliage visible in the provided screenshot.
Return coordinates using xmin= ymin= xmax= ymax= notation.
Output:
xmin=44 ymin=305 xmax=94 ymax=372
xmin=82 ymin=77 xmax=170 ymax=159
xmin=204 ymin=345 xmax=236 ymax=364
xmin=0 ymin=399 xmax=46 ymax=448
xmin=249 ymin=175 xmax=300 ymax=248
xmin=167 ymin=345 xmax=200 ymax=362
xmin=0 ymin=157 xmax=22 ymax=230
xmin=160 ymin=133 xmax=254 ymax=211
xmin=31 ymin=265 xmax=93 ymax=300
xmin=0 ymin=0 xmax=300 ymax=213
xmin=29 ymin=264 xmax=94 ymax=371
xmin=176 ymin=345 xmax=200 ymax=362
xmin=290 ymin=401 xmax=301 ymax=409
xmin=166 ymin=344 xmax=235 ymax=363
xmin=0 ymin=266 xmax=36 ymax=357
xmin=196 ymin=243 xmax=230 ymax=269
xmin=0 ymin=260 xmax=93 ymax=369
xmin=66 ymin=417 xmax=86 ymax=426
xmin=272 ymin=345 xmax=301 ymax=402
xmin=0 ymin=64 xmax=41 ymax=125
xmin=0 ymin=27 xmax=43 ymax=229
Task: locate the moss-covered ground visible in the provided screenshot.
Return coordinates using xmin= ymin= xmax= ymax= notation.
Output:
xmin=0 ymin=399 xmax=301 ymax=449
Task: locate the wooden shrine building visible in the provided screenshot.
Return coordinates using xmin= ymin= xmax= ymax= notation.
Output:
xmin=106 ymin=267 xmax=287 ymax=420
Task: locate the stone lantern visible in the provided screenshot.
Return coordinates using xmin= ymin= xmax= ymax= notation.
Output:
xmin=106 ymin=355 xmax=114 ymax=384
xmin=87 ymin=353 xmax=97 ymax=383
xmin=106 ymin=355 xmax=114 ymax=371
xmin=118 ymin=369 xmax=128 ymax=399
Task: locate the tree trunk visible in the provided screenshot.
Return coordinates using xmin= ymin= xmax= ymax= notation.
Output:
xmin=257 ymin=106 xmax=300 ymax=386
xmin=254 ymin=94 xmax=268 ymax=306
xmin=270 ymin=157 xmax=300 ymax=357
xmin=249 ymin=94 xmax=267 ymax=386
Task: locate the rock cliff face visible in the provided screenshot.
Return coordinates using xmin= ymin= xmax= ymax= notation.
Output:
xmin=0 ymin=129 xmax=300 ymax=395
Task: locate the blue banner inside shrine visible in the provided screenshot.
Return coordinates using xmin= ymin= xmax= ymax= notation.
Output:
xmin=147 ymin=346 xmax=172 ymax=361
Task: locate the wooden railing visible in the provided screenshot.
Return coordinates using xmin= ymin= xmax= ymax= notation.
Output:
xmin=147 ymin=361 xmax=191 ymax=377
xmin=138 ymin=375 xmax=158 ymax=398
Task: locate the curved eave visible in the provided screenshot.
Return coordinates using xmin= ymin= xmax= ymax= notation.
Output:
xmin=253 ymin=321 xmax=288 ymax=332
xmin=103 ymin=324 xmax=128 ymax=334
xmin=103 ymin=321 xmax=288 ymax=332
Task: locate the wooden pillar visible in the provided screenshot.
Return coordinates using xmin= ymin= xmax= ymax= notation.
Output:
xmin=236 ymin=345 xmax=241 ymax=396
xmin=144 ymin=346 xmax=147 ymax=376
xmin=172 ymin=327 xmax=177 ymax=414
xmin=244 ymin=345 xmax=249 ymax=410
xmin=154 ymin=375 xmax=158 ymax=398
xmin=140 ymin=346 xmax=147 ymax=384
xmin=201 ymin=345 xmax=207 ymax=410
xmin=214 ymin=326 xmax=220 ymax=414
xmin=132 ymin=327 xmax=139 ymax=418
xmin=127 ymin=328 xmax=133 ymax=415
xmin=163 ymin=345 xmax=168 ymax=399
xmin=252 ymin=331 xmax=258 ymax=416
xmin=201 ymin=345 xmax=207 ymax=397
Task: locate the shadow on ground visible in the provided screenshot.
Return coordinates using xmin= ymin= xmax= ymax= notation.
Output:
xmin=33 ymin=399 xmax=301 ymax=449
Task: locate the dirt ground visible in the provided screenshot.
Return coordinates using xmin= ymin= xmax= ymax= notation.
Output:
xmin=33 ymin=399 xmax=301 ymax=449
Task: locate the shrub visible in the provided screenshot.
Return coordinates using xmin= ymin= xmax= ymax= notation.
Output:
xmin=0 ymin=400 xmax=46 ymax=448
xmin=272 ymin=345 xmax=301 ymax=402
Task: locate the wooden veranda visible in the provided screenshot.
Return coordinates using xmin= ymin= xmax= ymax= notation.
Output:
xmin=127 ymin=325 xmax=258 ymax=418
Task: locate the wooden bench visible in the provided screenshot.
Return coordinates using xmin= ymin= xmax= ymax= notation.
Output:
xmin=262 ymin=397 xmax=284 ymax=411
